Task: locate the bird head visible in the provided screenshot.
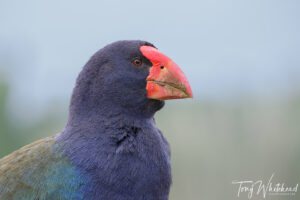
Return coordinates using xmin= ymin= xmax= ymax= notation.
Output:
xmin=70 ymin=40 xmax=193 ymax=119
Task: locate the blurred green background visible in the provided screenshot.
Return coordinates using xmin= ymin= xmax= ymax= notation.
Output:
xmin=0 ymin=0 xmax=299 ymax=200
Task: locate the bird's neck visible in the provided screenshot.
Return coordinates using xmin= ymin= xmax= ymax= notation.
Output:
xmin=67 ymin=107 xmax=155 ymax=131
xmin=59 ymin=107 xmax=157 ymax=146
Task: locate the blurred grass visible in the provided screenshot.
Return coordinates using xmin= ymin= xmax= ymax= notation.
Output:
xmin=157 ymin=98 xmax=300 ymax=200
xmin=0 ymin=81 xmax=299 ymax=200
xmin=0 ymin=80 xmax=65 ymax=157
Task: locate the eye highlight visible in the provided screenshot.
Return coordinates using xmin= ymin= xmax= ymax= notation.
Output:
xmin=133 ymin=58 xmax=142 ymax=66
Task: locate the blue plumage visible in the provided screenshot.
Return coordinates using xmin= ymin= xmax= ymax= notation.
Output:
xmin=0 ymin=136 xmax=88 ymax=199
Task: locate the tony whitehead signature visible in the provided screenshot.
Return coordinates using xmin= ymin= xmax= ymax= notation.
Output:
xmin=232 ymin=174 xmax=298 ymax=199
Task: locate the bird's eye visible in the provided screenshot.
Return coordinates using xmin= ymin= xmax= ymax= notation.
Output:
xmin=133 ymin=58 xmax=142 ymax=66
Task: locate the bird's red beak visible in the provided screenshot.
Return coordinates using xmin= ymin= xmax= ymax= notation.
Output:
xmin=140 ymin=45 xmax=193 ymax=100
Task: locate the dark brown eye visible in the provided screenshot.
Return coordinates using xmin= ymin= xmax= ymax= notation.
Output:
xmin=133 ymin=58 xmax=142 ymax=66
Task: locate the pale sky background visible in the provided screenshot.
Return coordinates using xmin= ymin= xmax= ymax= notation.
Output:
xmin=0 ymin=0 xmax=299 ymax=117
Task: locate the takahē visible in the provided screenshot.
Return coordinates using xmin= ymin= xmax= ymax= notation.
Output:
xmin=0 ymin=40 xmax=193 ymax=200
